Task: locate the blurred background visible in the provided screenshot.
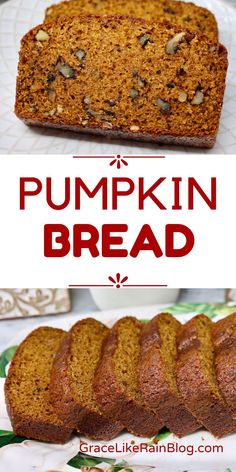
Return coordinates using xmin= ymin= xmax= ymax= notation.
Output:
xmin=0 ymin=287 xmax=233 ymax=351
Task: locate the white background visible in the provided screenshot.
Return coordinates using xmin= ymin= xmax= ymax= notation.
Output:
xmin=0 ymin=154 xmax=234 ymax=287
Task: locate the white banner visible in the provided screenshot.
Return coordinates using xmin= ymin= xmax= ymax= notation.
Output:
xmin=0 ymin=154 xmax=234 ymax=288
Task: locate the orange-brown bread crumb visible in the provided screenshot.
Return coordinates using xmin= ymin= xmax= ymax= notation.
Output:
xmin=212 ymin=314 xmax=236 ymax=416
xmin=139 ymin=313 xmax=200 ymax=437
xmin=94 ymin=316 xmax=163 ymax=437
xmin=5 ymin=327 xmax=72 ymax=444
xmin=15 ymin=16 xmax=227 ymax=148
xmin=50 ymin=318 xmax=123 ymax=441
xmin=176 ymin=315 xmax=236 ymax=438
xmin=45 ymin=0 xmax=218 ymax=42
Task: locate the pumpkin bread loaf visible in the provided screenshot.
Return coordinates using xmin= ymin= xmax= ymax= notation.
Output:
xmin=5 ymin=327 xmax=72 ymax=444
xmin=45 ymin=0 xmax=218 ymax=42
xmin=176 ymin=315 xmax=236 ymax=438
xmin=212 ymin=314 xmax=236 ymax=417
xmin=15 ymin=16 xmax=228 ymax=148
xmin=94 ymin=316 xmax=163 ymax=437
xmin=139 ymin=313 xmax=200 ymax=436
xmin=50 ymin=318 xmax=123 ymax=441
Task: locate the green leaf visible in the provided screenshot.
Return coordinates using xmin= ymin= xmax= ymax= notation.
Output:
xmin=113 ymin=461 xmax=129 ymax=471
xmin=0 ymin=430 xmax=13 ymax=437
xmin=147 ymin=427 xmax=171 ymax=445
xmin=167 ymin=303 xmax=195 ymax=314
xmin=0 ymin=346 xmax=18 ymax=378
xmin=224 ymin=469 xmax=232 ymax=472
xmin=167 ymin=303 xmax=236 ymax=320
xmin=154 ymin=427 xmax=171 ymax=442
xmin=0 ymin=430 xmax=25 ymax=448
xmin=68 ymin=453 xmax=115 ymax=469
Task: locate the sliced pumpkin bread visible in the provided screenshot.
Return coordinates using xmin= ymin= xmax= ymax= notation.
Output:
xmin=5 ymin=327 xmax=72 ymax=444
xmin=94 ymin=316 xmax=163 ymax=437
xmin=50 ymin=318 xmax=123 ymax=440
xmin=15 ymin=16 xmax=227 ymax=148
xmin=212 ymin=314 xmax=236 ymax=417
xmin=176 ymin=314 xmax=236 ymax=437
xmin=139 ymin=313 xmax=200 ymax=436
xmin=45 ymin=0 xmax=218 ymax=42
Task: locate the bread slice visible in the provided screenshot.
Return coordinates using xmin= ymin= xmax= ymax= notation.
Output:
xmin=15 ymin=16 xmax=227 ymax=149
xmin=212 ymin=314 xmax=236 ymax=417
xmin=45 ymin=0 xmax=218 ymax=42
xmin=94 ymin=316 xmax=163 ymax=437
xmin=4 ymin=327 xmax=72 ymax=444
xmin=50 ymin=318 xmax=123 ymax=440
xmin=176 ymin=314 xmax=236 ymax=437
xmin=139 ymin=313 xmax=200 ymax=436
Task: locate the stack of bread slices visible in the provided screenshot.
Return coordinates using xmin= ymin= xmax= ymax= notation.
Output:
xmin=15 ymin=0 xmax=228 ymax=148
xmin=5 ymin=313 xmax=236 ymax=443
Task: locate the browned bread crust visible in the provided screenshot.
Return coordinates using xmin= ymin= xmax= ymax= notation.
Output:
xmin=5 ymin=327 xmax=72 ymax=444
xmin=139 ymin=313 xmax=200 ymax=436
xmin=94 ymin=316 xmax=163 ymax=437
xmin=45 ymin=0 xmax=218 ymax=42
xmin=212 ymin=314 xmax=236 ymax=416
xmin=50 ymin=318 xmax=123 ymax=441
xmin=176 ymin=315 xmax=236 ymax=438
xmin=15 ymin=16 xmax=228 ymax=149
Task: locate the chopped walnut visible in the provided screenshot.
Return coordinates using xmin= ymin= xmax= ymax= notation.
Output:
xmin=35 ymin=29 xmax=49 ymax=42
xmin=156 ymin=98 xmax=171 ymax=114
xmin=56 ymin=59 xmax=76 ymax=79
xmin=166 ymin=32 xmax=185 ymax=54
xmin=178 ymin=90 xmax=188 ymax=102
xmin=139 ymin=33 xmax=151 ymax=47
xmin=192 ymin=90 xmax=204 ymax=105
xmin=75 ymin=49 xmax=86 ymax=63
xmin=56 ymin=104 xmax=63 ymax=114
xmin=130 ymin=88 xmax=139 ymax=99
xmin=130 ymin=125 xmax=140 ymax=132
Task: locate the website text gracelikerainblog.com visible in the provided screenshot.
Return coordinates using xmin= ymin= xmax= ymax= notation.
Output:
xmin=80 ymin=440 xmax=224 ymax=457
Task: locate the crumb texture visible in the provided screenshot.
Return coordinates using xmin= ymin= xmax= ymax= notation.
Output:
xmin=4 ymin=314 xmax=236 ymax=442
xmin=15 ymin=16 xmax=228 ymax=148
xmin=139 ymin=313 xmax=200 ymax=437
xmin=176 ymin=314 xmax=236 ymax=438
xmin=94 ymin=316 xmax=163 ymax=437
xmin=4 ymin=327 xmax=72 ymax=444
xmin=45 ymin=0 xmax=218 ymax=41
xmin=50 ymin=318 xmax=123 ymax=440
xmin=212 ymin=314 xmax=236 ymax=415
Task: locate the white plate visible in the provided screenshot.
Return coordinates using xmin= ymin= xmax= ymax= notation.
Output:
xmin=0 ymin=0 xmax=236 ymax=154
xmin=0 ymin=303 xmax=236 ymax=472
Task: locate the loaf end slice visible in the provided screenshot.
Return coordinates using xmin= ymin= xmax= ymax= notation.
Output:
xmin=44 ymin=0 xmax=218 ymax=42
xmin=50 ymin=318 xmax=123 ymax=441
xmin=139 ymin=313 xmax=200 ymax=436
xmin=176 ymin=314 xmax=236 ymax=438
xmin=15 ymin=16 xmax=227 ymax=148
xmin=4 ymin=327 xmax=72 ymax=444
xmin=212 ymin=314 xmax=236 ymax=417
xmin=94 ymin=316 xmax=163 ymax=437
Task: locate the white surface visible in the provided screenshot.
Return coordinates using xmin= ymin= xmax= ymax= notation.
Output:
xmin=0 ymin=0 xmax=236 ymax=154
xmin=0 ymin=304 xmax=234 ymax=472
xmin=0 ymin=155 xmax=235 ymax=287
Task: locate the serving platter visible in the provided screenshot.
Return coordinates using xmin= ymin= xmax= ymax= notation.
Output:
xmin=0 ymin=302 xmax=236 ymax=472
xmin=0 ymin=0 xmax=236 ymax=154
